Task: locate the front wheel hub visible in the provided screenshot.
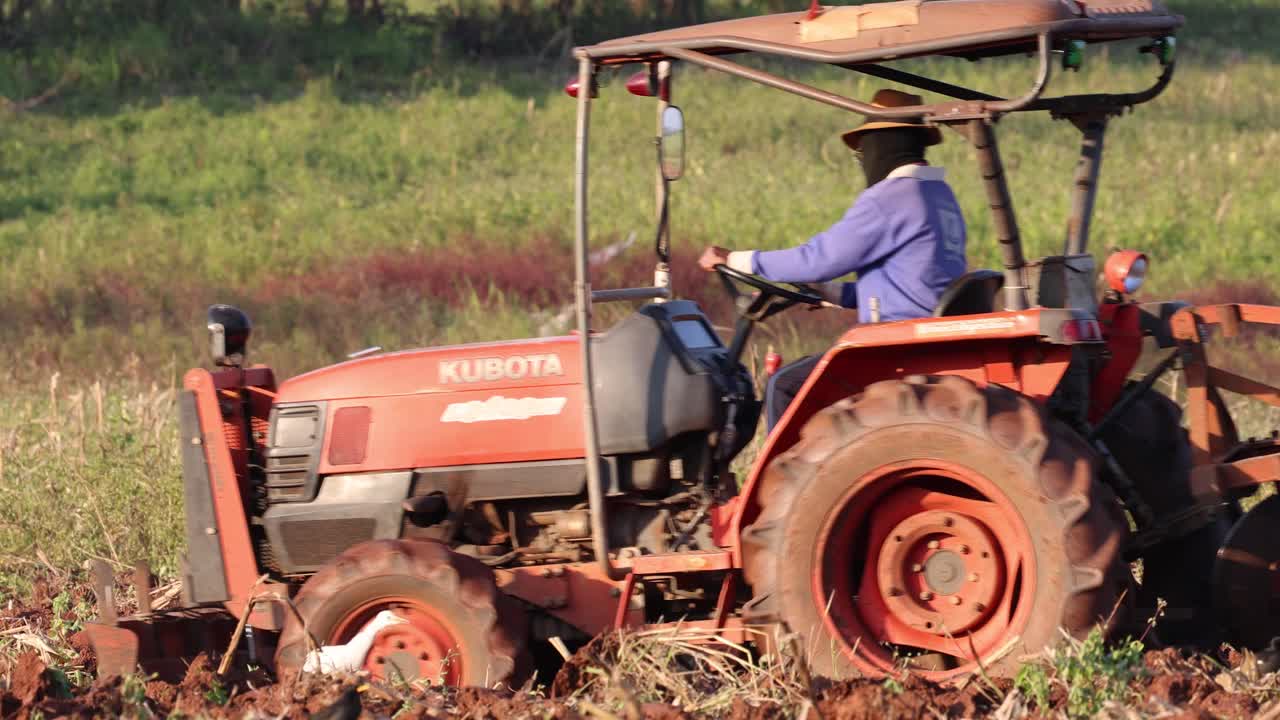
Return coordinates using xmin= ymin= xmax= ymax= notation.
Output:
xmin=332 ymin=601 xmax=464 ymax=684
xmin=875 ymin=509 xmax=1004 ymax=635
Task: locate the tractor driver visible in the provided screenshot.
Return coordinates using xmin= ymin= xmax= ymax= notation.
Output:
xmin=697 ymin=89 xmax=968 ymax=429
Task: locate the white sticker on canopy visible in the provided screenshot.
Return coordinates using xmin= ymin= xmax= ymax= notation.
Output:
xmin=915 ymin=317 xmax=1017 ymax=337
xmin=798 ymin=1 xmax=922 ymax=44
xmin=440 ymin=396 xmax=568 ymax=424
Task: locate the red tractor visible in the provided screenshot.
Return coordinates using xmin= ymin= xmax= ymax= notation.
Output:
xmin=86 ymin=0 xmax=1280 ymax=685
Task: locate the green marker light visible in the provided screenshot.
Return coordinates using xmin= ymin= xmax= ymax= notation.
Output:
xmin=1157 ymin=36 xmax=1176 ymax=66
xmin=1063 ymin=40 xmax=1086 ymax=71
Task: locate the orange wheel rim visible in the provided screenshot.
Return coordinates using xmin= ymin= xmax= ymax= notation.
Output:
xmin=813 ymin=460 xmax=1036 ymax=680
xmin=330 ymin=597 xmax=465 ymax=684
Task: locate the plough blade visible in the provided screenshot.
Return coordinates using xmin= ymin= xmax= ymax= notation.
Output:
xmin=85 ymin=560 xmax=240 ymax=681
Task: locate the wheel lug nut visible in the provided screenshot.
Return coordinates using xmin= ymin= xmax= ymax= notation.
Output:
xmin=968 ymin=572 xmax=979 ymax=582
xmin=949 ymin=596 xmax=962 ymax=606
xmin=958 ymin=544 xmax=970 ymax=555
xmin=974 ymin=602 xmax=986 ymax=613
xmin=927 ymin=540 xmax=940 ymax=550
xmin=911 ymin=563 xmax=924 ymax=573
xmin=942 ymin=517 xmax=955 ymax=527
xmin=919 ymin=591 xmax=934 ymax=601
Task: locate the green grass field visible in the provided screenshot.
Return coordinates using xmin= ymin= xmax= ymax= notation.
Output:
xmin=2 ymin=0 xmax=1279 ymax=380
xmin=2 ymin=0 xmax=1279 ymax=593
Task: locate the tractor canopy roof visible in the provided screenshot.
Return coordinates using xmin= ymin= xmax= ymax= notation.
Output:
xmin=582 ymin=0 xmax=1182 ymax=66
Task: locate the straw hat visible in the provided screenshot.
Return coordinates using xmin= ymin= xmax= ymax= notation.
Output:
xmin=840 ymin=88 xmax=943 ymax=151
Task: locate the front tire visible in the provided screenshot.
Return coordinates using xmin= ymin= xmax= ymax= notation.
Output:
xmin=742 ymin=376 xmax=1128 ymax=680
xmin=275 ymin=539 xmax=529 ymax=688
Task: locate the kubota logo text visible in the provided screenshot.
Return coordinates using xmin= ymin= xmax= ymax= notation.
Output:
xmin=438 ymin=354 xmax=565 ymax=384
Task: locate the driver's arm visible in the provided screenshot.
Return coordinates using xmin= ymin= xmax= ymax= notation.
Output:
xmin=728 ymin=195 xmax=889 ymax=290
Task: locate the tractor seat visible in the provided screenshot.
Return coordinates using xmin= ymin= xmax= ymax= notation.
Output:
xmin=933 ymin=270 xmax=1004 ymax=317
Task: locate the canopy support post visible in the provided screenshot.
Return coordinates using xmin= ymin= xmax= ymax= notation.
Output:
xmin=967 ymin=118 xmax=1030 ymax=311
xmin=1064 ymin=115 xmax=1108 ymax=256
xmin=573 ymin=53 xmax=628 ymax=582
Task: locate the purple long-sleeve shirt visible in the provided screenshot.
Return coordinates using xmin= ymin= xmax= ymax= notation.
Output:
xmin=734 ymin=165 xmax=967 ymax=323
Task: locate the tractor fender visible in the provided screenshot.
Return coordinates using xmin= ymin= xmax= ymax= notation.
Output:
xmin=729 ymin=309 xmax=1087 ymax=561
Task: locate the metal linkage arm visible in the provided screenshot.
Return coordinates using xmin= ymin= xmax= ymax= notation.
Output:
xmin=1169 ymin=303 xmax=1280 ymax=342
xmin=1168 ymin=303 xmax=1280 ymax=500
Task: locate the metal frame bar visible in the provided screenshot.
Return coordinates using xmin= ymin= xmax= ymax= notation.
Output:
xmin=581 ymin=16 xmax=1180 ymax=69
xmin=1028 ymin=60 xmax=1177 ymax=115
xmin=574 ymin=56 xmax=628 ymax=581
xmin=843 ymin=62 xmax=1004 ymax=102
xmin=1064 ymin=116 xmax=1108 ymax=255
xmin=592 ymin=286 xmax=672 ymax=303
xmin=1167 ymin=304 xmax=1280 ymax=501
xmin=664 ymin=33 xmax=1052 ymax=121
xmin=966 ymin=118 xmax=1029 ymax=311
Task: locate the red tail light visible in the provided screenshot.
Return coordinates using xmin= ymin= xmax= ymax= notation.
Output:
xmin=1060 ymin=318 xmax=1102 ymax=343
xmin=565 ymin=77 xmax=582 ymax=98
xmin=764 ymin=346 xmax=783 ymax=376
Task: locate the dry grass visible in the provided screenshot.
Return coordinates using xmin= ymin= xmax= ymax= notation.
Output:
xmin=0 ymin=375 xmax=184 ymax=597
xmin=554 ymin=626 xmax=813 ymax=716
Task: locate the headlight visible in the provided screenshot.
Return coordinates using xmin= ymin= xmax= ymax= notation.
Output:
xmin=1104 ymin=250 xmax=1149 ymax=295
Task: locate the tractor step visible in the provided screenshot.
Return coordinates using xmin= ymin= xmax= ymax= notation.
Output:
xmin=83 ymin=560 xmax=240 ymax=681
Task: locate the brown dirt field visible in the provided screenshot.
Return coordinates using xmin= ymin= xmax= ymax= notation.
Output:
xmin=4 ymin=635 xmax=1278 ymax=719
xmin=4 ymin=578 xmax=1279 ymax=719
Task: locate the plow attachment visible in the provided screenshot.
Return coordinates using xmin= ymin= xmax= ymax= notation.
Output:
xmin=1164 ymin=303 xmax=1280 ymax=646
xmin=82 ymin=560 xmax=240 ymax=681
xmin=1214 ymin=494 xmax=1280 ymax=643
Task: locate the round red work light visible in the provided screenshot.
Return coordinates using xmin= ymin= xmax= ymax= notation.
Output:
xmin=1104 ymin=250 xmax=1149 ymax=295
xmin=625 ymin=70 xmax=654 ymax=97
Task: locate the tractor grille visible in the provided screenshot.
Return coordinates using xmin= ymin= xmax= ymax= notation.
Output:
xmin=265 ymin=455 xmax=311 ymax=501
xmin=265 ymin=403 xmax=325 ymax=502
xmin=280 ymin=518 xmax=376 ymax=568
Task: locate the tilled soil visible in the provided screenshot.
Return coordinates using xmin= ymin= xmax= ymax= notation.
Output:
xmin=4 ymin=645 xmax=1276 ymax=719
xmin=3 ymin=582 xmax=1279 ymax=719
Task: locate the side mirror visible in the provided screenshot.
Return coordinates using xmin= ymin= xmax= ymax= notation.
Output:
xmin=658 ymin=105 xmax=685 ymax=181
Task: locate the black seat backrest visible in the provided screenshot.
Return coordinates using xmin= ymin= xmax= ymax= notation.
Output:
xmin=933 ymin=270 xmax=1005 ymax=317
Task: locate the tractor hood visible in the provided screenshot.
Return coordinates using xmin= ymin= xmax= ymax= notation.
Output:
xmin=275 ymin=336 xmax=582 ymax=404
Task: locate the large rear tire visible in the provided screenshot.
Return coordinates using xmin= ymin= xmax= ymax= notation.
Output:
xmin=275 ymin=539 xmax=529 ymax=688
xmin=742 ymin=376 xmax=1129 ymax=680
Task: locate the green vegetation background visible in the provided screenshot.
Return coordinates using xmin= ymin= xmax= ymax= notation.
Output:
xmin=1 ymin=0 xmax=1278 ymax=588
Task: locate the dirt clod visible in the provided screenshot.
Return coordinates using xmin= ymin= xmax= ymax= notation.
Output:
xmin=7 ymin=653 xmax=52 ymax=706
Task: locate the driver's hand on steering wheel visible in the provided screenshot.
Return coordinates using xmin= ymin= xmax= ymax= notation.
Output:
xmin=698 ymin=246 xmax=732 ymax=272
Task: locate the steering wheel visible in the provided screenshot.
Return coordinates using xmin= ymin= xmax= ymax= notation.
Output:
xmin=713 ymin=264 xmax=826 ymax=309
